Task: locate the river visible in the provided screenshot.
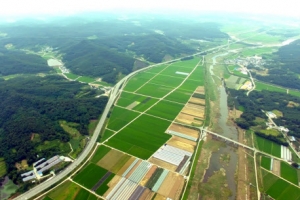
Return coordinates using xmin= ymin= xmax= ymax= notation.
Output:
xmin=203 ymin=53 xmax=239 ymax=199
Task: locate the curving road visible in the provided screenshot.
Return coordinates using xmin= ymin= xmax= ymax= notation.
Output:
xmin=15 ymin=43 xmax=239 ymax=200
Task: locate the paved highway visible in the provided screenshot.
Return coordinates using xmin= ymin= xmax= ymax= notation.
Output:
xmin=14 ymin=43 xmax=240 ymax=200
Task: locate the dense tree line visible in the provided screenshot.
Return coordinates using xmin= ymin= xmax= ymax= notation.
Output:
xmin=0 ymin=49 xmax=50 ymax=75
xmin=0 ymin=75 xmax=107 ymax=182
xmin=227 ymin=89 xmax=300 ymax=141
xmin=62 ymin=40 xmax=135 ymax=83
xmin=95 ymin=34 xmax=195 ymax=63
xmin=127 ymin=34 xmax=194 ymax=63
xmin=254 ymin=74 xmax=300 ymax=90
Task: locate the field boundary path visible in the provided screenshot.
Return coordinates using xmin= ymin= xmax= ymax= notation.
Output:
xmin=15 ymin=28 xmax=277 ymax=200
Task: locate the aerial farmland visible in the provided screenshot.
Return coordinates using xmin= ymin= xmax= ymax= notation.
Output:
xmin=40 ymin=57 xmax=205 ymax=200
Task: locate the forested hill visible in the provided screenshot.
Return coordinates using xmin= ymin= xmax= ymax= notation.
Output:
xmin=0 ymin=16 xmax=229 ymax=84
xmin=62 ymin=34 xmax=195 ymax=83
xmin=62 ymin=40 xmax=136 ymax=83
xmin=254 ymin=39 xmax=300 ymax=90
xmin=228 ymin=89 xmax=300 ymax=142
xmin=0 ymin=75 xmax=107 ymax=179
xmin=0 ymin=49 xmax=50 ymax=75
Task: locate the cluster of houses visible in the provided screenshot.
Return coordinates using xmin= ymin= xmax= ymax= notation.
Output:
xmin=225 ymin=55 xmax=266 ymax=69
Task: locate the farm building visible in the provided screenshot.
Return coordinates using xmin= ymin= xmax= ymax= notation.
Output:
xmin=21 ymin=155 xmax=63 ymax=182
xmin=278 ymin=126 xmax=289 ymax=133
xmin=267 ymin=111 xmax=277 ymax=119
xmin=288 ymin=136 xmax=296 ymax=142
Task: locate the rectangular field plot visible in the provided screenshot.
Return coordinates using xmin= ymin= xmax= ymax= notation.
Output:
xmin=116 ymin=91 xmax=158 ymax=112
xmin=179 ymin=79 xmax=202 ymax=92
xmin=144 ymin=64 xmax=168 ymax=74
xmin=147 ymin=74 xmax=184 ymax=88
xmin=261 ymin=156 xmax=271 ymax=170
xmin=107 ymin=107 xmax=140 ymax=131
xmin=175 ymin=113 xmax=203 ymax=127
xmin=189 ymin=97 xmax=205 ymax=105
xmin=171 ymin=58 xmax=200 ymax=69
xmin=159 ymin=66 xmax=193 ymax=76
xmin=168 ymin=123 xmax=199 ymax=141
xmin=136 ymin=83 xmax=174 ymax=98
xmin=46 ymin=180 xmax=98 ymax=200
xmin=95 ymin=173 xmax=115 ymax=196
xmin=146 ymin=100 xmax=184 ymax=120
xmin=166 ymin=136 xmax=196 ymax=153
xmin=188 ymin=65 xmax=205 ymax=83
xmin=164 ymin=89 xmax=193 ymax=104
xmin=73 ymin=163 xmax=108 ymax=189
xmin=105 ymin=115 xmax=171 ymax=159
xmin=261 ymin=169 xmax=300 ymax=200
xmin=97 ymin=149 xmax=131 ymax=174
xmin=90 ymin=145 xmax=111 ymax=164
xmin=267 ymin=175 xmax=300 ymax=200
xmin=124 ymin=73 xmax=155 ymax=92
xmin=157 ymin=171 xmax=185 ymax=200
xmin=100 ymin=129 xmax=115 ymax=142
xmin=280 ymin=161 xmax=299 ymax=185
xmin=255 ymin=135 xmax=281 ymax=157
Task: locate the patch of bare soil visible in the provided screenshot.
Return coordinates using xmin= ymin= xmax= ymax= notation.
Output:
xmin=166 ymin=137 xmax=195 ymax=153
xmin=168 ymin=123 xmax=199 ymax=138
xmin=176 ymin=113 xmax=204 ymax=125
xmin=168 ymin=175 xmax=185 ymax=200
xmin=97 ymin=149 xmax=124 ymax=170
xmin=149 ymin=157 xmax=178 ymax=172
xmin=126 ymin=101 xmax=139 ymax=109
xmin=195 ymin=86 xmax=205 ymax=94
xmin=272 ymin=159 xmax=280 ymax=176
xmin=140 ymin=165 xmax=157 ymax=186
xmin=181 ymin=106 xmax=205 ymax=118
xmin=116 ymin=157 xmax=136 ymax=176
xmin=189 ymin=97 xmax=206 ymax=105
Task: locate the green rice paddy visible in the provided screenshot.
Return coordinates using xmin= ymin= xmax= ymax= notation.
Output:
xmin=90 ymin=145 xmax=111 ymax=164
xmin=261 ymin=156 xmax=271 ymax=170
xmin=46 ymin=181 xmax=98 ymax=200
xmin=255 ymin=135 xmax=281 ymax=157
xmin=73 ymin=163 xmax=108 ymax=189
xmin=280 ymin=161 xmax=299 ymax=185
xmin=146 ymin=100 xmax=184 ymax=120
xmin=136 ymin=83 xmax=174 ymax=98
xmin=124 ymin=73 xmax=156 ymax=91
xmin=100 ymin=129 xmax=115 ymax=142
xmin=95 ymin=173 xmax=115 ymax=196
xmin=116 ymin=91 xmax=158 ymax=111
xmin=107 ymin=107 xmax=140 ymax=131
xmin=261 ymin=170 xmax=300 ymax=200
xmin=179 ymin=79 xmax=201 ymax=92
xmin=164 ymin=88 xmax=193 ymax=104
xmin=105 ymin=114 xmax=171 ymax=159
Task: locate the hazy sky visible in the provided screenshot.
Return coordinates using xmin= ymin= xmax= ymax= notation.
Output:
xmin=1 ymin=0 xmax=299 ymax=17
